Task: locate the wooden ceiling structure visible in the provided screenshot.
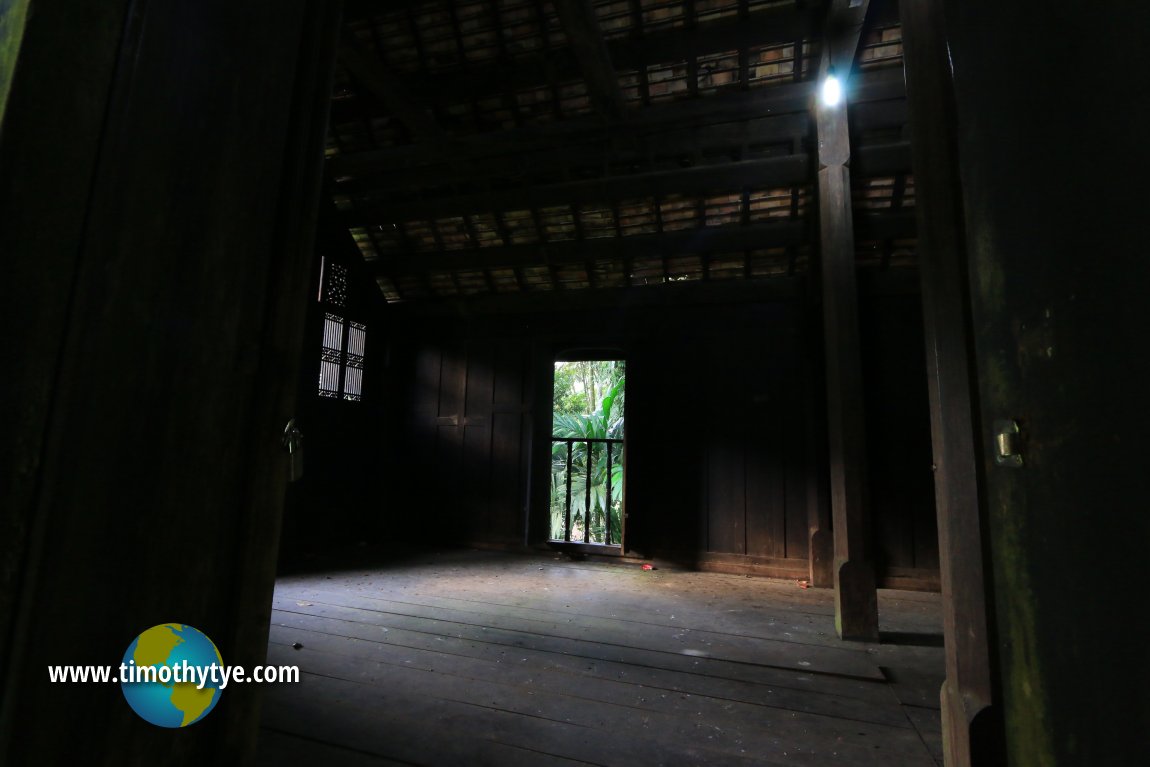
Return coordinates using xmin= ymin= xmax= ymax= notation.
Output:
xmin=327 ymin=0 xmax=913 ymax=303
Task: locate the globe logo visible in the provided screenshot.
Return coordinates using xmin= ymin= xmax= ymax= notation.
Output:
xmin=120 ymin=623 xmax=223 ymax=727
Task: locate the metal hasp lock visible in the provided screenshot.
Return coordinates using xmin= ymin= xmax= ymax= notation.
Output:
xmin=282 ymin=417 xmax=304 ymax=482
xmin=993 ymin=419 xmax=1023 ymax=468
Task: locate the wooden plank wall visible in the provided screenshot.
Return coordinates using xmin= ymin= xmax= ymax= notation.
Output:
xmin=277 ymin=218 xmax=395 ymax=564
xmin=860 ymin=292 xmax=940 ymax=586
xmin=382 ymin=296 xmax=938 ymax=587
xmin=407 ymin=337 xmax=532 ymax=547
xmin=625 ymin=303 xmax=813 ymax=577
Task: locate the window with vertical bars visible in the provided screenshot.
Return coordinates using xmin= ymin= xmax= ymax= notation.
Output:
xmin=316 ymin=257 xmax=366 ymax=401
xmin=344 ymin=321 xmax=366 ymax=401
xmin=319 ymin=313 xmax=345 ymax=398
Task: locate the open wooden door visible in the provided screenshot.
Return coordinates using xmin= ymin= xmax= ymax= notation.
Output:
xmin=0 ymin=1 xmax=341 ymax=763
xmin=943 ymin=2 xmax=1150 ymax=765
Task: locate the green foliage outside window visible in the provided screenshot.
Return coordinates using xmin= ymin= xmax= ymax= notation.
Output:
xmin=550 ymin=361 xmax=625 ymax=543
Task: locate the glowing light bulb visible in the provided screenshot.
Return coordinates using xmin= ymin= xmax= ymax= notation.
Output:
xmin=821 ymin=74 xmax=842 ymax=107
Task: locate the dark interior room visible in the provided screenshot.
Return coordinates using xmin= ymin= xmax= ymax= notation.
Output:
xmin=2 ymin=1 xmax=1148 ymax=765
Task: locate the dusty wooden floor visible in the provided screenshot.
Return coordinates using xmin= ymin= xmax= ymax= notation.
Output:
xmin=256 ymin=549 xmax=944 ymax=766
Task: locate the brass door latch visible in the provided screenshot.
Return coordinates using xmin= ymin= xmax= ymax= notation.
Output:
xmin=993 ymin=419 xmax=1023 ymax=468
xmin=282 ymin=417 xmax=304 ymax=481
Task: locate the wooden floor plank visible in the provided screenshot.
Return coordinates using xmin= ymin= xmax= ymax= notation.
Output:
xmin=256 ymin=727 xmax=415 ymax=767
xmin=264 ymin=630 xmax=931 ymax=763
xmin=263 ymin=670 xmax=779 ymax=767
xmin=269 ymin=598 xmax=885 ymax=696
xmin=276 ymin=587 xmax=883 ymax=679
xmin=285 ymin=585 xmax=852 ymax=651
xmin=267 ymin=622 xmax=911 ymax=730
xmin=260 ymin=549 xmax=942 ymax=766
xmin=267 ymin=616 xmax=903 ymax=722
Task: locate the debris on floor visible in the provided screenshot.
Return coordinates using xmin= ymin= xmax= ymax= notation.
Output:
xmin=641 ymin=563 xmax=656 ymax=571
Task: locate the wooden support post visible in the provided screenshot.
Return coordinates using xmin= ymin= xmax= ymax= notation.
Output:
xmin=815 ymin=52 xmax=879 ymax=641
xmin=804 ymin=273 xmax=834 ymax=588
xmin=899 ymin=2 xmax=1001 ymax=763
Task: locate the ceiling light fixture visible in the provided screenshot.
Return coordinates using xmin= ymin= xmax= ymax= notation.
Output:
xmin=821 ymin=68 xmax=843 ymax=107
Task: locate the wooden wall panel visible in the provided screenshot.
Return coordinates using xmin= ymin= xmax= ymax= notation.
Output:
xmin=398 ymin=337 xmax=534 ymax=545
xmin=463 ymin=343 xmax=495 ymax=535
xmin=433 ymin=346 xmax=465 ymax=533
xmin=745 ymin=433 xmax=786 ymax=558
xmin=707 ymin=439 xmax=747 ymax=554
xmin=493 ymin=344 xmax=526 ymax=406
xmin=490 ymin=410 xmax=525 ymax=541
xmin=386 ymin=297 xmax=936 ymax=586
xmin=414 ymin=346 xmax=443 ymax=412
xmin=625 ymin=339 xmax=711 ymax=557
xmin=743 ymin=346 xmax=786 ymax=559
xmin=495 ymin=344 xmax=525 ymax=542
xmin=438 ymin=345 xmax=466 ymax=418
xmin=491 ymin=342 xmax=530 ymax=543
xmin=410 ymin=346 xmax=441 ymax=533
xmin=860 ymin=293 xmax=939 ymax=581
xmin=277 ymin=214 xmax=394 ymax=562
xmin=780 ymin=324 xmax=811 ymax=560
xmin=784 ymin=388 xmax=811 ymax=560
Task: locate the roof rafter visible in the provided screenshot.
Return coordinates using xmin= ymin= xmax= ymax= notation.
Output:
xmin=822 ymin=0 xmax=873 ymax=79
xmin=332 ymin=3 xmax=823 ymax=122
xmin=337 ymin=28 xmax=445 ymax=140
xmin=554 ymin=0 xmax=627 ymax=120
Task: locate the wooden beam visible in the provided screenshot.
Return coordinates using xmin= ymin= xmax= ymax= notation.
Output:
xmin=899 ymin=1 xmax=999 ymax=764
xmin=376 ymin=219 xmax=809 ymax=277
xmin=337 ymin=28 xmax=444 ymax=140
xmin=340 ymin=0 xmax=900 ymax=26
xmin=333 ymin=139 xmax=906 ymax=231
xmin=389 ymin=273 xmax=810 ymax=317
xmin=823 ymin=0 xmax=873 ymax=77
xmin=372 ymin=211 xmax=914 ymax=278
xmin=328 ymin=67 xmax=907 ymax=179
xmin=344 ymin=153 xmax=811 ymax=226
xmin=814 ymin=32 xmax=879 ymax=639
xmin=554 ymin=0 xmax=626 ymax=120
xmin=334 ymin=111 xmax=820 ymax=195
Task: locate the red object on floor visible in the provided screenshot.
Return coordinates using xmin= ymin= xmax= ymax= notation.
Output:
xmin=641 ymin=563 xmax=655 ymax=571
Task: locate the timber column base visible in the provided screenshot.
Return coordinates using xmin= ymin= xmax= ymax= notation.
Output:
xmin=834 ymin=558 xmax=879 ymax=641
xmin=941 ymin=680 xmax=1003 ymax=767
